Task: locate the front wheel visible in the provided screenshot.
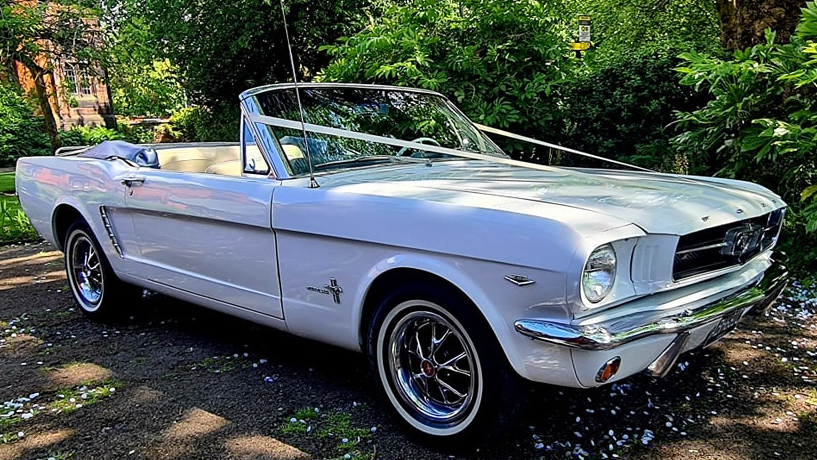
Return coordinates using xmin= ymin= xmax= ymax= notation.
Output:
xmin=368 ymin=285 xmax=523 ymax=440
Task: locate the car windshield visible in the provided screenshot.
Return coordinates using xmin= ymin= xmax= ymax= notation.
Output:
xmin=250 ymin=86 xmax=507 ymax=175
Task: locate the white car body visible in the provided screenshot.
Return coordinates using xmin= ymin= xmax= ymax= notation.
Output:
xmin=16 ymin=83 xmax=789 ymax=437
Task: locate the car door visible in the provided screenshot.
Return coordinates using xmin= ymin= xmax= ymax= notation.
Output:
xmin=122 ymin=159 xmax=283 ymax=319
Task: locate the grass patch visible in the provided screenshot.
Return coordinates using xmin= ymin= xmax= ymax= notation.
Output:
xmin=0 ymin=173 xmax=38 ymax=242
xmin=190 ymin=355 xmax=249 ymax=373
xmin=0 ymin=416 xmax=23 ymax=431
xmin=0 ymin=173 xmax=14 ymax=194
xmin=318 ymin=412 xmax=372 ymax=442
xmin=0 ymin=321 xmax=29 ymax=339
xmin=0 ymin=430 xmax=24 ymax=444
xmin=282 ymin=407 xmax=321 ymax=435
xmin=50 ymin=380 xmax=120 ymax=414
xmin=282 ymin=407 xmax=374 ymax=458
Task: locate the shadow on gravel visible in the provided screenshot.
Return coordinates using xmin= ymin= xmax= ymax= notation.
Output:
xmin=1 ymin=243 xmax=815 ymax=460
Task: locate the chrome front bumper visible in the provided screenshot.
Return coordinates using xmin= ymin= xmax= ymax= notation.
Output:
xmin=514 ymin=258 xmax=789 ymax=351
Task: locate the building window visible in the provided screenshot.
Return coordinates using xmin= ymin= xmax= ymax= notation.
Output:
xmin=64 ymin=64 xmax=93 ymax=96
xmin=64 ymin=66 xmax=79 ymax=95
xmin=79 ymin=68 xmax=92 ymax=95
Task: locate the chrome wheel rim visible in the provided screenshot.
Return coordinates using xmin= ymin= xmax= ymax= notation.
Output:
xmin=387 ymin=310 xmax=477 ymax=424
xmin=69 ymin=234 xmax=104 ymax=310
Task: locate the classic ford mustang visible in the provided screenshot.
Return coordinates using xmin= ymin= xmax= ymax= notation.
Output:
xmin=15 ymin=83 xmax=789 ymax=439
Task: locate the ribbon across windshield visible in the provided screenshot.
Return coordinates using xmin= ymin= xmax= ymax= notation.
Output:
xmin=247 ymin=86 xmax=506 ymax=175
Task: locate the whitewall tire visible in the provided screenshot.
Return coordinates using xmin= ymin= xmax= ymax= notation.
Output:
xmin=367 ymin=283 xmax=523 ymax=441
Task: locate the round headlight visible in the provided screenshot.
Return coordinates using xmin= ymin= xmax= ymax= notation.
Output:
xmin=582 ymin=244 xmax=616 ymax=303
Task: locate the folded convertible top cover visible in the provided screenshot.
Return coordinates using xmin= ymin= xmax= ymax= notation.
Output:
xmin=79 ymin=140 xmax=160 ymax=169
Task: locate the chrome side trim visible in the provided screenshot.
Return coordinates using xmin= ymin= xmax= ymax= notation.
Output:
xmin=515 ymin=259 xmax=788 ymax=350
xmin=99 ymin=207 xmax=123 ymax=258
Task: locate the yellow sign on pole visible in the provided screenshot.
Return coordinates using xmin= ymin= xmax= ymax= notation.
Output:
xmin=578 ymin=15 xmax=591 ymax=42
xmin=569 ymin=42 xmax=591 ymax=51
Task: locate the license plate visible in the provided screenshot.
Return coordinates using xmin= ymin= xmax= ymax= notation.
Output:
xmin=703 ymin=308 xmax=745 ymax=348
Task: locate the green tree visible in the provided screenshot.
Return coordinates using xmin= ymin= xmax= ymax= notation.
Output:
xmin=1 ymin=0 xmax=104 ymax=149
xmin=565 ymin=0 xmax=721 ymax=63
xmin=101 ymin=12 xmax=186 ymax=117
xmin=111 ymin=0 xmax=369 ymax=106
xmin=0 ymin=82 xmax=49 ymax=166
xmin=556 ymin=49 xmax=709 ymax=171
xmin=673 ymin=1 xmax=817 ymax=268
xmin=319 ymin=0 xmax=576 ymax=160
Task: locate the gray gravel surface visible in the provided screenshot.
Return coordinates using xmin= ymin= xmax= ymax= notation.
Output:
xmin=1 ymin=242 xmax=815 ymax=460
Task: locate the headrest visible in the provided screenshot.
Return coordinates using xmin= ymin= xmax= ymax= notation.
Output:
xmin=79 ymin=140 xmax=160 ymax=169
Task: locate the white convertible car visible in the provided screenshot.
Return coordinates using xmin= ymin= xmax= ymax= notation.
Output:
xmin=16 ymin=83 xmax=789 ymax=439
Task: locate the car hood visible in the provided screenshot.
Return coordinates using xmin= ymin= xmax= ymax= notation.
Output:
xmin=314 ymin=160 xmax=784 ymax=235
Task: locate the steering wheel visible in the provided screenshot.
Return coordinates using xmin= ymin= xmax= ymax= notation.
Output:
xmin=396 ymin=137 xmax=441 ymax=157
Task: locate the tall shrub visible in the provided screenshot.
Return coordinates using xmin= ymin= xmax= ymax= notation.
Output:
xmin=0 ymin=83 xmax=50 ymax=167
xmin=168 ymin=104 xmax=239 ymax=142
xmin=673 ymin=2 xmax=817 ymax=272
xmin=319 ymin=0 xmax=575 ymax=160
xmin=556 ymin=49 xmax=709 ymax=171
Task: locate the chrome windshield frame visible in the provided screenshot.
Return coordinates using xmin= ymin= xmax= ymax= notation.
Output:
xmin=238 ymin=83 xmax=507 ymax=180
xmin=237 ymin=82 xmax=651 ymax=180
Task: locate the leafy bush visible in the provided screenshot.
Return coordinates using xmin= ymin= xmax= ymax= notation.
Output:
xmin=58 ymin=126 xmax=125 ymax=146
xmin=0 ymin=83 xmax=50 ymax=167
xmin=319 ymin=0 xmax=575 ymax=161
xmin=58 ymin=123 xmax=161 ymax=146
xmin=672 ymin=1 xmax=817 ymax=271
xmin=168 ymin=104 xmax=238 ymax=142
xmin=555 ymin=49 xmax=709 ymax=171
xmin=110 ymin=59 xmax=186 ymax=118
xmin=117 ymin=123 xmax=159 ymax=144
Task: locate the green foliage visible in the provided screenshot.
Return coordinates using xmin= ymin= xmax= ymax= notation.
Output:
xmin=107 ymin=0 xmax=368 ymax=105
xmin=58 ymin=126 xmax=125 ymax=147
xmin=566 ymin=0 xmax=721 ymax=66
xmin=1 ymin=1 xmax=106 ymax=149
xmin=282 ymin=407 xmax=373 ymax=458
xmin=168 ymin=104 xmax=239 ymax=142
xmin=0 ymin=84 xmax=50 ymax=167
xmin=102 ymin=10 xmax=186 ymax=117
xmin=109 ymin=58 xmax=186 ymax=118
xmin=673 ymin=2 xmax=817 ymax=270
xmin=57 ymin=124 xmax=158 ymax=146
xmin=556 ymin=49 xmax=708 ymax=171
xmin=319 ymin=0 xmax=575 ymax=160
xmin=0 ymin=1 xmax=103 ymax=68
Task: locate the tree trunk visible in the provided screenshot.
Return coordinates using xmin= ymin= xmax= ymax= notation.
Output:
xmin=32 ymin=70 xmax=61 ymax=151
xmin=716 ymin=0 xmax=808 ymax=50
xmin=19 ymin=56 xmax=61 ymax=151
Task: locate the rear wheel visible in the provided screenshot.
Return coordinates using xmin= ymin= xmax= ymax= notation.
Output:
xmin=64 ymin=221 xmax=136 ymax=319
xmin=368 ymin=284 xmax=523 ymax=440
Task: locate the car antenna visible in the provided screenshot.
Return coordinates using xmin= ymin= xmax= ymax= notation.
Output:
xmin=279 ymin=0 xmax=319 ymax=188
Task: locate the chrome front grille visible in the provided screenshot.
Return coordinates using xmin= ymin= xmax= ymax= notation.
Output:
xmin=673 ymin=209 xmax=784 ymax=280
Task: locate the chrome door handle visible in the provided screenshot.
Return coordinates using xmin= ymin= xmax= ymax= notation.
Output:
xmin=121 ymin=176 xmax=146 ymax=186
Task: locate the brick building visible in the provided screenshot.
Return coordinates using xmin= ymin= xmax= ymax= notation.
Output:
xmin=13 ymin=58 xmax=115 ymax=130
xmin=9 ymin=0 xmax=115 ymax=130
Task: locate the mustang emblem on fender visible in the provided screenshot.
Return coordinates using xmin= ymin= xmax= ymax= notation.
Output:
xmin=307 ymin=278 xmax=343 ymax=304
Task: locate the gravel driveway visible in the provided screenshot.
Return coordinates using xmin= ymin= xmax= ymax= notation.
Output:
xmin=1 ymin=242 xmax=815 ymax=460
